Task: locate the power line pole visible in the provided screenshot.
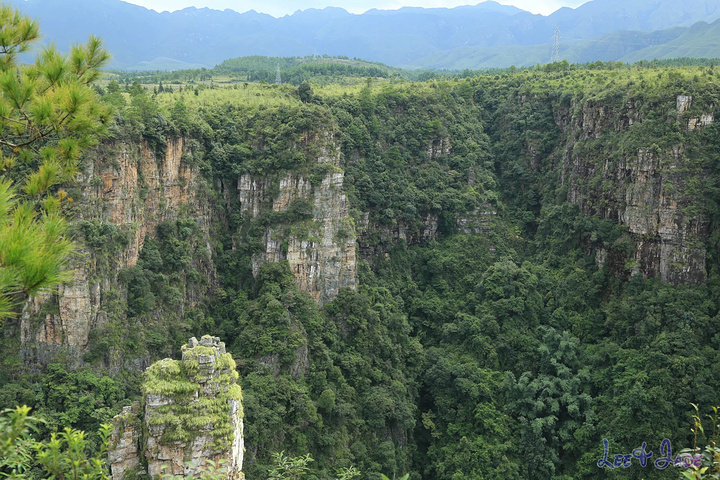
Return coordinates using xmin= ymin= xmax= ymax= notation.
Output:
xmin=275 ymin=64 xmax=282 ymax=84
xmin=551 ymin=26 xmax=560 ymax=63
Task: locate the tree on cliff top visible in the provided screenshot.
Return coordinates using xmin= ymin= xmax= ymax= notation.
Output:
xmin=0 ymin=5 xmax=110 ymax=323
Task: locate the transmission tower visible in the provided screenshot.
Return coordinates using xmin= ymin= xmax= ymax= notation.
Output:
xmin=551 ymin=26 xmax=561 ymax=63
xmin=275 ymin=64 xmax=282 ymax=84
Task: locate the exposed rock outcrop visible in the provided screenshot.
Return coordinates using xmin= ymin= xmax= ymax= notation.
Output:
xmin=427 ymin=136 xmax=451 ymax=160
xmin=109 ymin=336 xmax=244 ymax=480
xmin=237 ymin=132 xmax=356 ymax=305
xmin=560 ymin=95 xmax=713 ymax=285
xmin=18 ymin=128 xmax=360 ymax=367
xmin=19 ymin=138 xmax=214 ymax=364
xmin=677 ymin=94 xmax=715 ymax=131
xmin=456 ymin=203 xmax=498 ymax=235
xmin=108 ymin=403 xmax=142 ymax=480
xmin=78 ymin=138 xmax=210 ymax=271
xmin=357 ymin=212 xmax=439 ymax=260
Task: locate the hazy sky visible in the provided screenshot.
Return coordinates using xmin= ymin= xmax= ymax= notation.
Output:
xmin=120 ymin=0 xmax=590 ymax=17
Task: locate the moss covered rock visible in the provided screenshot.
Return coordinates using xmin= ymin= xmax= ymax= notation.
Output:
xmin=109 ymin=335 xmax=244 ymax=479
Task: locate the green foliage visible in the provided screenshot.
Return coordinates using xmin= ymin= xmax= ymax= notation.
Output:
xmin=0 ymin=5 xmax=109 ymax=323
xmin=83 ymin=217 xmax=211 ymax=361
xmin=0 ymin=364 xmax=124 ymax=452
xmin=335 ymin=466 xmax=361 ymax=480
xmin=680 ymin=405 xmax=720 ymax=480
xmin=268 ymin=452 xmax=314 ymax=480
xmin=9 ymin=60 xmax=720 ymax=480
xmin=201 ymin=101 xmax=334 ymax=177
xmin=0 ymin=406 xmax=36 ymax=477
xmin=326 ymin=80 xmax=496 ymax=234
xmin=124 ymin=55 xmax=403 ymax=86
xmin=0 ymin=406 xmax=111 ymax=479
xmin=37 ymin=364 xmax=124 ymax=436
xmin=76 ymin=221 xmax=130 ymax=253
xmin=153 ymin=67 xmax=719 ymax=479
xmin=297 ymin=83 xmax=314 ymax=103
xmin=35 ymin=424 xmax=112 ymax=480
xmin=0 ymin=180 xmax=74 ymax=321
xmin=505 ymin=327 xmax=594 ymax=479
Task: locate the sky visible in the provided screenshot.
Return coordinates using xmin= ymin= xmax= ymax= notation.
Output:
xmin=120 ymin=0 xmax=590 ymax=17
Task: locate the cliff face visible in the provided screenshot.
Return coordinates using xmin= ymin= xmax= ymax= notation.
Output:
xmin=236 ymin=133 xmax=356 ymax=305
xmin=20 ymin=138 xmax=214 ymax=365
xmin=558 ymin=94 xmax=714 ymax=285
xmin=108 ymin=336 xmax=244 ymax=480
xmin=17 ymin=84 xmax=715 ymax=371
xmin=107 ymin=402 xmax=142 ymax=480
xmin=356 ymin=211 xmax=439 ymax=260
xmin=19 ymin=129 xmax=359 ymax=366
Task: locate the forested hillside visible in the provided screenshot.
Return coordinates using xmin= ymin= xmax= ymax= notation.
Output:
xmin=3 ymin=61 xmax=720 ymax=480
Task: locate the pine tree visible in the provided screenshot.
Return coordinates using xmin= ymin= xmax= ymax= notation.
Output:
xmin=0 ymin=5 xmax=110 ymax=323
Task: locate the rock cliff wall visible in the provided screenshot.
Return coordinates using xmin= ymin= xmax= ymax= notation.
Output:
xmin=356 ymin=211 xmax=439 ymax=260
xmin=20 ymin=138 xmax=214 ymax=365
xmin=558 ymin=94 xmax=714 ymax=285
xmin=236 ymin=133 xmax=356 ymax=305
xmin=18 ymin=129 xmax=360 ymax=367
xmin=355 ymin=137 xmax=497 ymax=260
xmin=108 ymin=402 xmax=142 ymax=480
xmin=108 ymin=335 xmax=244 ymax=480
xmin=18 ymin=86 xmax=713 ymax=372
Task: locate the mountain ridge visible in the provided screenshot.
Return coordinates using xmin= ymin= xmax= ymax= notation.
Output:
xmin=8 ymin=0 xmax=720 ymax=70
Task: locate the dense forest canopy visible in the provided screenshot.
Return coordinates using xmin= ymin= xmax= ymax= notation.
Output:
xmin=2 ymin=20 xmax=720 ymax=479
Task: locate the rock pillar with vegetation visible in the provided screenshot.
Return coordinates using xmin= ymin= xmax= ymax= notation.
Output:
xmin=109 ymin=335 xmax=244 ymax=479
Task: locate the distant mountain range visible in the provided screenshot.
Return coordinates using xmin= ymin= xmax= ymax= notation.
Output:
xmin=7 ymin=0 xmax=720 ymax=70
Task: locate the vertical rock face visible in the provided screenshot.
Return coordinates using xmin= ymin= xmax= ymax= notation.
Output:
xmin=356 ymin=212 xmax=440 ymax=259
xmin=109 ymin=336 xmax=244 ymax=480
xmin=78 ymin=138 xmax=208 ymax=269
xmin=108 ymin=402 xmax=142 ymax=480
xmin=560 ymin=95 xmax=713 ymax=285
xmin=677 ymin=95 xmax=693 ymax=114
xmin=18 ymin=128 xmax=360 ymax=366
xmin=427 ymin=136 xmax=451 ymax=159
xmin=19 ymin=138 xmax=214 ymax=363
xmin=456 ymin=204 xmax=498 ymax=235
xmin=238 ymin=134 xmax=356 ymax=305
xmin=618 ymin=147 xmax=707 ymax=284
xmin=680 ymin=95 xmax=715 ymax=131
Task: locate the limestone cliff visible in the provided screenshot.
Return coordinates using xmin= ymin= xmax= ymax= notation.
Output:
xmin=355 ymin=138 xmax=497 ymax=260
xmin=236 ymin=132 xmax=356 ymax=305
xmin=18 ymin=126 xmax=360 ymax=368
xmin=108 ymin=335 xmax=244 ymax=480
xmin=19 ymin=137 xmax=214 ymax=365
xmin=108 ymin=402 xmax=142 ymax=480
xmin=557 ymin=94 xmax=714 ymax=285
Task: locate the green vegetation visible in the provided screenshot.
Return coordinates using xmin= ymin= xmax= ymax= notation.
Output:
xmin=0 ymin=7 xmax=113 ymax=473
xmin=81 ymin=217 xmax=210 ymax=363
xmin=143 ymin=338 xmax=243 ymax=449
xmin=178 ymin=65 xmax=719 ymax=480
xmin=682 ymin=406 xmax=720 ymax=480
xmin=0 ymin=406 xmax=111 ymax=479
xmin=108 ymin=55 xmax=405 ymax=89
xmin=6 ymin=34 xmax=720 ymax=480
xmin=0 ymin=5 xmax=110 ymax=323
